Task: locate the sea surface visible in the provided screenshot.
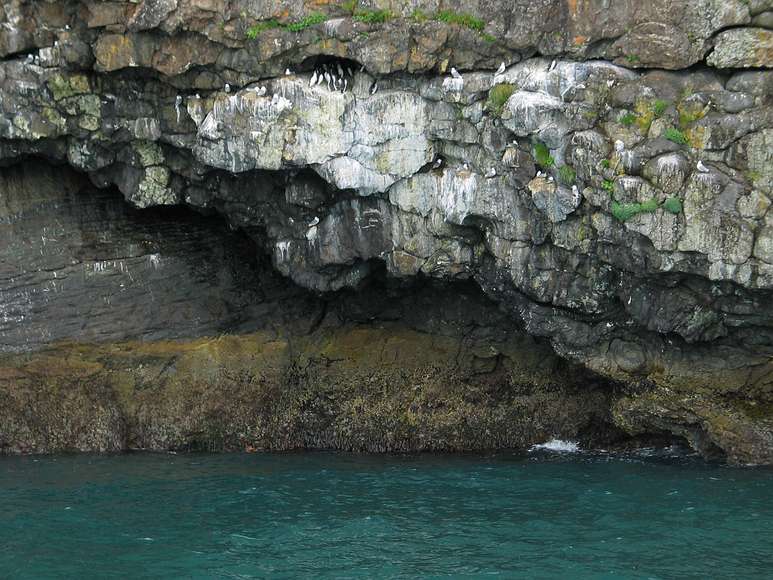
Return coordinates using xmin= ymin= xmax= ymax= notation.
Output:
xmin=1 ymin=444 xmax=771 ymax=578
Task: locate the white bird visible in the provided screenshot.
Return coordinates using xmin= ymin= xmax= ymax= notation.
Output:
xmin=25 ymin=54 xmax=33 ymax=62
xmin=548 ymin=59 xmax=557 ymax=72
xmin=257 ymin=86 xmax=267 ymax=96
xmin=371 ymin=81 xmax=378 ymax=95
xmin=308 ymin=216 xmax=320 ymax=227
xmin=537 ymin=171 xmax=544 ymax=177
xmin=195 ymin=93 xmax=201 ymax=99
xmin=316 ymin=73 xmax=324 ymax=86
xmin=606 ymin=79 xmax=616 ymax=88
xmin=614 ymin=140 xmax=625 ymax=153
xmin=65 ymin=24 xmax=71 ymax=30
xmin=485 ymin=167 xmax=497 ymax=178
xmin=462 ymin=163 xmax=469 ymax=170
xmin=572 ymin=184 xmax=580 ymax=199
xmin=324 ymin=71 xmax=331 ymax=90
xmin=309 ymin=71 xmax=318 ymax=86
xmin=175 ymin=95 xmax=183 ymax=123
xmin=495 ymin=62 xmax=506 ymax=75
xmin=224 ymin=83 xmax=231 ymax=93
xmin=697 ymin=160 xmax=709 ymax=173
xmin=451 ymin=67 xmax=462 ymax=79
xmin=343 ymin=78 xmax=348 ymax=92
xmin=547 ymin=175 xmax=554 ymax=183
xmin=285 ymin=68 xmax=292 ymax=75
xmin=433 ymin=158 xmax=443 ymax=169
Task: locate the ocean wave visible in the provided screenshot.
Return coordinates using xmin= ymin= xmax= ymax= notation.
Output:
xmin=529 ymin=439 xmax=580 ymax=453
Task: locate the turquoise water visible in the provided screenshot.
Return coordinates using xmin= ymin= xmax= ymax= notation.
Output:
xmin=1 ymin=449 xmax=772 ymax=578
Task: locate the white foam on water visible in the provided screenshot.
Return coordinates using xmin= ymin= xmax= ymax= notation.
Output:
xmin=529 ymin=439 xmax=580 ymax=453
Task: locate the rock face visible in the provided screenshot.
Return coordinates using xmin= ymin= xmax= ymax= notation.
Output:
xmin=0 ymin=0 xmax=772 ymax=463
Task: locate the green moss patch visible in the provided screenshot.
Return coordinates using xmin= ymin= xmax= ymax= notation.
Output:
xmin=611 ymin=198 xmax=659 ymax=222
xmin=664 ymin=127 xmax=688 ymax=145
xmin=662 ymin=197 xmax=683 ymax=214
xmin=533 ymin=141 xmax=555 ymax=169
xmin=435 ymin=10 xmax=485 ymax=31
xmin=558 ymin=165 xmax=576 ymax=186
xmin=486 ymin=83 xmax=516 ymax=116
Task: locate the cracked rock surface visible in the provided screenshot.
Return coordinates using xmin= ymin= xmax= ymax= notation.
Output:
xmin=1 ymin=0 xmax=772 ymax=463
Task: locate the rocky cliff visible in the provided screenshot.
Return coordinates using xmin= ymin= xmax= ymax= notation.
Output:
xmin=1 ymin=0 xmax=772 ymax=464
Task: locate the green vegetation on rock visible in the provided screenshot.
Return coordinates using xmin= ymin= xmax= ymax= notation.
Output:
xmin=286 ymin=13 xmax=328 ymax=32
xmin=245 ymin=13 xmax=327 ymax=37
xmin=354 ymin=9 xmax=393 ymax=23
xmin=435 ymin=10 xmax=485 ymax=31
xmin=533 ymin=141 xmax=555 ymax=169
xmin=652 ymin=99 xmax=669 ymax=117
xmin=611 ymin=198 xmax=659 ymax=222
xmin=486 ymin=84 xmax=515 ymax=116
xmin=246 ymin=20 xmax=281 ymax=38
xmin=662 ymin=197 xmax=683 ymax=214
xmin=620 ymin=112 xmax=636 ymax=127
xmin=664 ymin=127 xmax=688 ymax=145
xmin=558 ymin=165 xmax=576 ymax=186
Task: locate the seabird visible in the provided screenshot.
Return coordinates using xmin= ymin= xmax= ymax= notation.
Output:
xmin=606 ymin=79 xmax=616 ymax=88
xmin=462 ymin=163 xmax=469 ymax=170
xmin=614 ymin=140 xmax=625 ymax=153
xmin=324 ymin=71 xmax=331 ymax=90
xmin=65 ymin=24 xmax=71 ymax=30
xmin=433 ymin=158 xmax=443 ymax=169
xmin=285 ymin=68 xmax=292 ymax=75
xmin=224 ymin=83 xmax=231 ymax=93
xmin=195 ymin=93 xmax=201 ymax=99
xmin=572 ymin=184 xmax=580 ymax=199
xmin=495 ymin=62 xmax=506 ymax=75
xmin=175 ymin=95 xmax=183 ymax=123
xmin=343 ymin=78 xmax=348 ymax=93
xmin=370 ymin=81 xmax=378 ymax=95
xmin=547 ymin=176 xmax=554 ymax=183
xmin=257 ymin=86 xmax=267 ymax=96
xmin=697 ymin=160 xmax=709 ymax=173
xmin=451 ymin=67 xmax=462 ymax=79
xmin=548 ymin=59 xmax=557 ymax=72
xmin=537 ymin=170 xmax=544 ymax=177
xmin=485 ymin=167 xmax=497 ymax=178
xmin=308 ymin=216 xmax=320 ymax=227
xmin=310 ymin=71 xmax=318 ymax=86
xmin=316 ymin=73 xmax=324 ymax=86
xmin=25 ymin=54 xmax=33 ymax=63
